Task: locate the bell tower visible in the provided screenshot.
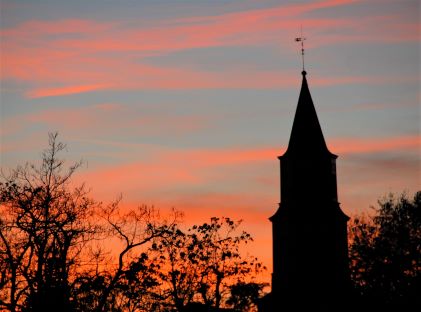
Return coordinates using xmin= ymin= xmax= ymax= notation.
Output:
xmin=264 ymin=70 xmax=350 ymax=311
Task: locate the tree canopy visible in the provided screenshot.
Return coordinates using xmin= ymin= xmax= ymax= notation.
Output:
xmin=349 ymin=191 xmax=421 ymax=309
xmin=149 ymin=217 xmax=267 ymax=311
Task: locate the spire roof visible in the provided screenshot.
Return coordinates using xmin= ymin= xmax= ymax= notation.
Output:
xmin=284 ymin=71 xmax=333 ymax=156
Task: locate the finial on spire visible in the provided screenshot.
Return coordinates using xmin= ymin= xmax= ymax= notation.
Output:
xmin=294 ymin=26 xmax=306 ymax=72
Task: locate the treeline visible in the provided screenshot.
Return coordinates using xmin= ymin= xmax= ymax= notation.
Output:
xmin=1 ymin=134 xmax=420 ymax=311
xmin=0 ymin=134 xmax=266 ymax=312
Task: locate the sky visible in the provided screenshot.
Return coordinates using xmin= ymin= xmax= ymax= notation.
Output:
xmin=0 ymin=0 xmax=420 ymax=279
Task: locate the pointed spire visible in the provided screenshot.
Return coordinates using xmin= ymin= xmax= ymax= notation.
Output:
xmin=285 ymin=71 xmax=332 ymax=156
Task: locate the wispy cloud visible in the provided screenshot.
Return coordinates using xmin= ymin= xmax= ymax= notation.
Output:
xmin=27 ymin=84 xmax=109 ymax=98
xmin=330 ymin=135 xmax=420 ymax=155
xmin=2 ymin=0 xmax=417 ymax=96
xmin=71 ymin=134 xmax=419 ymax=199
xmin=22 ymin=104 xmax=208 ymax=137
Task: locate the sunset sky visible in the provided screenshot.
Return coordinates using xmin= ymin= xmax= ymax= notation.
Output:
xmin=1 ymin=0 xmax=420 ymax=276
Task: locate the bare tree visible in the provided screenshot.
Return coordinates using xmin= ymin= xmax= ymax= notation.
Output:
xmin=0 ymin=133 xmax=99 ymax=312
xmin=93 ymin=202 xmax=179 ymax=312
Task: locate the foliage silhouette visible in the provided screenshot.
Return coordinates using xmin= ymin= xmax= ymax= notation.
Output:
xmin=149 ymin=217 xmax=267 ymax=311
xmin=0 ymin=134 xmax=267 ymax=312
xmin=226 ymin=282 xmax=267 ymax=312
xmin=349 ymin=191 xmax=421 ymax=309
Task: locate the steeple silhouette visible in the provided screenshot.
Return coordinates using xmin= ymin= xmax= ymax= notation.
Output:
xmin=286 ymin=71 xmax=331 ymax=156
xmin=258 ymin=70 xmax=350 ymax=312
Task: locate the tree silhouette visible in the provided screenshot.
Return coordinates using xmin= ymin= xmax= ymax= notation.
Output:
xmin=0 ymin=134 xmax=176 ymax=312
xmin=0 ymin=133 xmax=99 ymax=312
xmin=150 ymin=217 xmax=267 ymax=311
xmin=0 ymin=134 xmax=267 ymax=312
xmin=349 ymin=191 xmax=421 ymax=309
xmin=226 ymin=282 xmax=267 ymax=312
xmin=92 ymin=201 xmax=178 ymax=312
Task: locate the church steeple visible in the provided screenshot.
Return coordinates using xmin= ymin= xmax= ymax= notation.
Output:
xmin=284 ymin=70 xmax=332 ymax=156
xmin=258 ymin=36 xmax=351 ymax=311
xmin=260 ymin=69 xmax=351 ymax=312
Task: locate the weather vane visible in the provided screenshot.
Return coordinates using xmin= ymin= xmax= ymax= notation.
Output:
xmin=295 ymin=27 xmax=306 ymax=71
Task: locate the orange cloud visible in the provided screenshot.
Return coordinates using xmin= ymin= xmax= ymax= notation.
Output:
xmin=75 ymin=147 xmax=278 ymax=194
xmin=27 ymin=84 xmax=108 ymax=98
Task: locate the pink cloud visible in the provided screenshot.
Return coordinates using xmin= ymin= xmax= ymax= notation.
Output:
xmin=74 ymin=133 xmax=419 ymax=173
xmin=94 ymin=103 xmax=122 ymax=111
xmin=27 ymin=84 xmax=109 ymax=98
xmin=330 ymin=135 xmax=420 ymax=155
xmin=0 ymin=18 xmax=114 ymax=37
xmin=71 ymin=134 xmax=419 ymax=203
xmin=23 ymin=2 xmax=356 ymax=55
xmin=3 ymin=0 xmax=417 ymax=96
xmin=14 ymin=105 xmax=208 ymax=141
